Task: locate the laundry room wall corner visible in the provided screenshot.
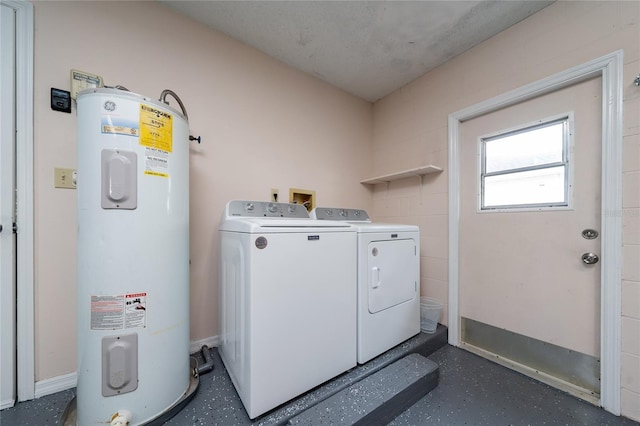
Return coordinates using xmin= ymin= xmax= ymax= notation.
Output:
xmin=31 ymin=0 xmax=372 ymax=392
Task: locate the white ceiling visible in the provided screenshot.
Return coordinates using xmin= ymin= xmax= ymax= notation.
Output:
xmin=160 ymin=1 xmax=554 ymax=102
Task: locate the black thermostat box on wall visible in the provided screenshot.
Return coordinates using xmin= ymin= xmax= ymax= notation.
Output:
xmin=51 ymin=87 xmax=71 ymax=113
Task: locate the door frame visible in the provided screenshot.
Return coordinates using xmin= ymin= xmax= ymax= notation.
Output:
xmin=1 ymin=0 xmax=34 ymax=403
xmin=448 ymin=51 xmax=623 ymax=415
xmin=0 ymin=1 xmax=16 ymax=410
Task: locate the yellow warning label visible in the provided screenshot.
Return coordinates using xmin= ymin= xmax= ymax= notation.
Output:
xmin=139 ymin=103 xmax=172 ymax=152
xmin=144 ymin=170 xmax=169 ymax=178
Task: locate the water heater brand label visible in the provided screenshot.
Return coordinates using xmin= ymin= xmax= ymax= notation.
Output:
xmin=101 ymin=116 xmax=139 ymax=137
xmin=91 ymin=292 xmax=147 ymax=330
xmin=139 ymin=103 xmax=173 ymax=153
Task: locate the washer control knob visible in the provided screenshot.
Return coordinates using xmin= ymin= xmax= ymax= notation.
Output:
xmin=268 ymin=203 xmax=278 ymax=213
xmin=326 ymin=210 xmax=333 ymax=216
xmin=245 ymin=202 xmax=254 ymax=211
xmin=354 ymin=210 xmax=361 ymax=217
xmin=339 ymin=209 xmax=348 ymax=217
xmin=288 ymin=205 xmax=297 ymax=214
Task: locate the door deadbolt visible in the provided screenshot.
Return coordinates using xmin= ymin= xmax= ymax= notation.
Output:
xmin=582 ymin=252 xmax=599 ymax=265
xmin=581 ymin=229 xmax=599 ymax=239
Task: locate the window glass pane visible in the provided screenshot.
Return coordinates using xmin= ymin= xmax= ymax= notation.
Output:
xmin=484 ymin=166 xmax=566 ymax=208
xmin=485 ymin=122 xmax=564 ymax=173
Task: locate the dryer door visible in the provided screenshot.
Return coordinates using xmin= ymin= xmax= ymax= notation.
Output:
xmin=368 ymin=239 xmax=417 ymax=314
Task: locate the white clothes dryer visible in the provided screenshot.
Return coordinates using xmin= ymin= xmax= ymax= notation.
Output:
xmin=219 ymin=201 xmax=357 ymax=419
xmin=311 ymin=208 xmax=420 ymax=364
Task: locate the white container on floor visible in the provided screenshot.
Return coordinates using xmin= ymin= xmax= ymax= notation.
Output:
xmin=420 ymin=297 xmax=442 ymax=333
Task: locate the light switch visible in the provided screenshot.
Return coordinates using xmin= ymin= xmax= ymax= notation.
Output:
xmin=54 ymin=168 xmax=76 ymax=189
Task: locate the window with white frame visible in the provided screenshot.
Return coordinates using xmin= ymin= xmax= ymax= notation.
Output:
xmin=480 ymin=117 xmax=570 ymax=210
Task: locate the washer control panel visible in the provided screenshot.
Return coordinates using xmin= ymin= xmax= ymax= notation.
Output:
xmin=227 ymin=200 xmax=310 ymax=218
xmin=312 ymin=207 xmax=370 ymax=222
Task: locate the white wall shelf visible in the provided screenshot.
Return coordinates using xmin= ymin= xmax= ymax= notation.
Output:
xmin=360 ymin=165 xmax=443 ymax=185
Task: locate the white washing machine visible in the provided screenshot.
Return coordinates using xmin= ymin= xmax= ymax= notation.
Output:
xmin=311 ymin=208 xmax=420 ymax=364
xmin=218 ymin=201 xmax=357 ymax=419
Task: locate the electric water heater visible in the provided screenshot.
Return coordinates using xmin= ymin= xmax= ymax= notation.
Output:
xmin=73 ymin=88 xmax=194 ymax=425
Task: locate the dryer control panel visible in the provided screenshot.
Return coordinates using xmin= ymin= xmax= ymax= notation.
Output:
xmin=227 ymin=200 xmax=310 ymax=218
xmin=312 ymin=207 xmax=370 ymax=222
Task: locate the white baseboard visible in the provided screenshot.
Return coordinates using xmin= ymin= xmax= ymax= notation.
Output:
xmin=31 ymin=335 xmax=221 ymax=399
xmin=34 ymin=371 xmax=76 ymax=399
xmin=190 ymin=335 xmax=220 ymax=354
xmin=1 ymin=398 xmax=16 ymax=410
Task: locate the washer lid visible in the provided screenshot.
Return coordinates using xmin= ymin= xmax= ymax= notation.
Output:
xmin=219 ymin=217 xmax=353 ymax=233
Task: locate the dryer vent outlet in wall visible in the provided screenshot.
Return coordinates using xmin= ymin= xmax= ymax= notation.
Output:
xmin=289 ymin=188 xmax=315 ymax=212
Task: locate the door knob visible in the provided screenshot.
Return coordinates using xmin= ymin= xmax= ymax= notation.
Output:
xmin=582 ymin=252 xmax=599 ymax=265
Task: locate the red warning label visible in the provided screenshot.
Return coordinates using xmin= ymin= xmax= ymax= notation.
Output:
xmin=91 ymin=292 xmax=147 ymax=330
xmin=124 ymin=292 xmax=147 ymax=329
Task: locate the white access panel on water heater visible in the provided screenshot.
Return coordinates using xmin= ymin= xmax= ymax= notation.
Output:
xmin=75 ymin=88 xmax=190 ymax=425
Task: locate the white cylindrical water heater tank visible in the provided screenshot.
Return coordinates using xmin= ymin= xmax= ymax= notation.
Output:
xmin=76 ymin=88 xmax=190 ymax=425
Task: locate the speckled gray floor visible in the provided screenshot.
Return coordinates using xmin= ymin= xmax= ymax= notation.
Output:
xmin=288 ymin=354 xmax=438 ymax=425
xmin=390 ymin=345 xmax=639 ymax=426
xmin=2 ymin=341 xmax=638 ymax=425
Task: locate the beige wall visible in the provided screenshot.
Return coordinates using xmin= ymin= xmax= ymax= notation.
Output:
xmin=33 ymin=1 xmax=372 ymax=382
xmin=31 ymin=0 xmax=640 ymax=420
xmin=371 ymin=1 xmax=639 ymax=421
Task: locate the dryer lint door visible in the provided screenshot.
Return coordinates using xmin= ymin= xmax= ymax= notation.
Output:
xmin=368 ymin=239 xmax=418 ymax=313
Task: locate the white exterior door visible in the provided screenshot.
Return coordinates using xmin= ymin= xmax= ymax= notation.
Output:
xmin=0 ymin=1 xmax=17 ymax=410
xmin=459 ymin=77 xmax=602 ymax=397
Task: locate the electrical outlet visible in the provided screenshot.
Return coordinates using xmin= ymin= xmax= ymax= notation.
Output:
xmin=271 ymin=188 xmax=279 ymax=202
xmin=54 ymin=168 xmax=77 ymax=189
